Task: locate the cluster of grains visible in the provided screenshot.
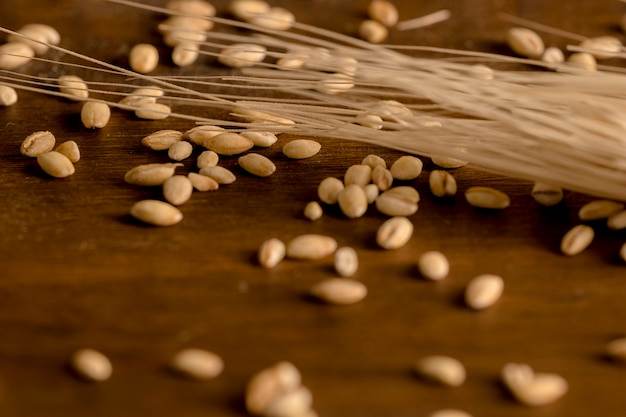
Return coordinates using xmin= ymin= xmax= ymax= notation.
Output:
xmin=359 ymin=0 xmax=398 ymax=43
xmin=20 ymin=131 xmax=79 ymax=178
xmin=501 ymin=363 xmax=568 ymax=407
xmin=0 ymin=23 xmax=59 ymax=70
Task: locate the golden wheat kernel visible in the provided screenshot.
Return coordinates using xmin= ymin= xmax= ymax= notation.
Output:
xmin=304 ymin=201 xmax=323 ymax=221
xmin=168 ymin=141 xmax=193 ymax=162
xmin=469 ymin=64 xmax=494 ymax=80
xmin=203 ymin=132 xmax=254 ymax=156
xmin=501 ymin=363 xmax=568 ymax=407
xmin=169 ymin=348 xmax=223 ymax=380
xmin=431 ymin=155 xmax=468 ymax=169
xmin=316 ymin=73 xmax=355 ymax=95
xmin=0 ymin=42 xmax=34 ymax=70
xmin=318 ymin=177 xmax=344 ymax=204
xmin=541 ymin=47 xmax=565 ymax=64
xmin=579 ymin=36 xmax=622 ymax=59
xmin=196 ymin=150 xmax=219 ymax=169
xmin=606 ymin=337 xmax=626 ymax=363
xmin=390 ymin=155 xmax=423 ymax=180
xmin=58 ymin=75 xmax=88 ymax=101
xmin=578 ymin=200 xmax=624 ymax=221
xmin=264 ymin=386 xmax=314 ymax=417
xmin=80 ymin=101 xmax=111 ymax=129
xmin=344 ymin=164 xmax=372 ymax=187
xmin=218 ymin=43 xmax=267 ymax=68
xmin=129 ymin=43 xmax=159 ymax=74
xmin=429 ymin=170 xmax=457 ymax=198
xmin=464 ymin=186 xmax=510 ymax=209
xmin=199 ymin=165 xmax=236 ymax=184
xmin=567 ymin=52 xmax=597 ymax=71
xmin=338 ymin=184 xmax=369 ymax=219
xmin=238 ymin=153 xmax=276 ymax=177
xmin=21 ymin=23 xmax=61 ymax=45
xmin=55 ymin=140 xmax=80 ymax=163
xmin=187 ymin=172 xmax=219 ymax=191
xmin=135 ymin=102 xmax=171 ymax=120
xmin=8 ymin=26 xmax=49 ymax=55
xmin=506 ymin=27 xmax=545 ymax=59
xmin=37 ymin=151 xmax=75 ymax=178
xmin=185 ymin=125 xmax=226 ymax=146
xmin=166 ymin=0 xmax=216 ymax=16
xmin=369 ymin=99 xmax=413 ymax=121
xmin=130 ymin=199 xmax=183 ymax=226
xmin=172 ymin=42 xmax=200 ymax=67
xmin=232 ymin=106 xmax=295 ymax=130
xmin=230 ymin=0 xmax=271 ymax=21
xmin=119 ymin=86 xmax=163 ymax=108
xmin=376 ymin=216 xmax=413 ymax=250
xmin=465 ymin=274 xmax=503 ymax=310
xmin=418 ymin=251 xmax=449 ymax=281
xmin=240 ymin=131 xmax=278 ymax=148
xmin=364 ymin=184 xmax=379 ymax=204
xmin=250 ymin=7 xmax=295 ymax=31
xmin=414 ymin=355 xmax=466 ymax=387
xmin=355 ymin=113 xmax=384 ymax=129
xmin=258 ymin=238 xmax=286 ymax=268
xmin=163 ymin=175 xmax=194 ymax=206
xmin=560 ymin=224 xmax=594 ymax=256
xmin=124 ymin=163 xmax=182 ymax=186
xmin=283 ymin=139 xmax=321 ymax=159
xmin=371 ymin=165 xmax=393 ymax=191
xmin=375 ymin=186 xmax=419 ymax=217
xmin=531 ymin=182 xmax=563 ymax=206
xmin=428 ymin=409 xmax=473 ymax=417
xmin=142 ymin=130 xmax=184 ymax=151
xmin=0 ymin=85 xmax=17 ymax=106
xmin=608 ymin=210 xmax=626 ymax=230
xmin=334 ymin=247 xmax=358 ymax=277
xmin=361 ymin=154 xmax=386 ymax=170
xmin=21 ymin=131 xmax=56 ymax=157
xmin=159 ymin=14 xmax=213 ymax=32
xmin=286 ymin=234 xmax=337 ymax=260
xmin=310 ymin=278 xmax=367 ymax=305
xmin=359 ymin=19 xmax=388 ymax=44
xmin=245 ymin=361 xmax=302 ymax=416
xmin=70 ymin=349 xmax=112 ymax=382
xmin=368 ymin=0 xmax=399 ymax=27
xmin=276 ymin=50 xmax=308 ymax=69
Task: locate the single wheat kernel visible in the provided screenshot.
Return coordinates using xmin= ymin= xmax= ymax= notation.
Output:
xmin=258 ymin=238 xmax=286 ymax=268
xmin=465 ymin=186 xmax=510 ymax=209
xmin=359 ymin=19 xmax=388 ymax=44
xmin=418 ymin=251 xmax=449 ymax=281
xmin=240 ymin=131 xmax=278 ymax=148
xmin=310 ymin=278 xmax=367 ymax=305
xmin=372 ymin=165 xmax=393 ymax=191
xmin=80 ymin=101 xmax=111 ymax=129
xmin=172 ymin=42 xmax=200 ymax=67
xmin=58 ymin=75 xmax=88 ymax=101
xmin=0 ymin=42 xmax=34 ymax=70
xmin=21 ymin=131 xmax=55 ymax=157
xmin=199 ymin=166 xmax=236 ymax=184
xmin=169 ymin=348 xmax=224 ymax=380
xmin=282 ymin=139 xmax=321 ymax=159
xmin=124 ymin=163 xmax=182 ymax=186
xmin=428 ymin=409 xmax=473 ymax=417
xmin=578 ymin=200 xmax=624 ymax=221
xmin=264 ymin=387 xmax=314 ymax=417
xmin=361 ymin=154 xmax=386 ymax=170
xmin=135 ymin=102 xmax=171 ymax=120
xmin=368 ymin=0 xmax=399 ymax=27
xmin=304 ymin=201 xmax=323 ymax=221
xmin=204 ymin=132 xmax=254 ymax=156
xmin=166 ymin=0 xmax=216 ymax=16
xmin=541 ymin=47 xmax=565 ymax=64
xmin=276 ymin=49 xmax=308 ymax=69
xmin=506 ymin=27 xmax=545 ymax=59
xmin=606 ymin=337 xmax=626 ymax=363
xmin=0 ymin=85 xmax=17 ymax=106
xmin=160 ymin=17 xmax=210 ymax=47
xmin=286 ymin=234 xmax=337 ymax=260
xmin=168 ymin=141 xmax=193 ymax=162
xmin=501 ymin=363 xmax=568 ymax=407
xmin=607 ymin=210 xmax=626 ymax=230
xmin=531 ymin=182 xmax=563 ymax=206
xmin=218 ymin=43 xmax=267 ymax=68
xmin=188 ymin=172 xmax=219 ymax=191
xmin=579 ymin=36 xmax=622 ymax=59
xmin=163 ymin=175 xmax=193 ymax=206
xmin=238 ymin=153 xmax=276 ymax=177
xmin=185 ymin=125 xmax=226 ymax=146
xmin=369 ymin=99 xmax=413 ymax=121
xmin=142 ymin=130 xmax=184 ymax=151
xmin=567 ymin=52 xmax=597 ymax=71
xmin=355 ymin=113 xmax=384 ymax=129
xmin=55 ymin=141 xmax=80 ymax=163
xmin=375 ymin=186 xmax=419 ymax=217
xmin=37 ymin=151 xmax=75 ymax=178
xmin=560 ymin=224 xmax=594 ymax=256
xmin=232 ymin=106 xmax=296 ymax=131
xmin=344 ymin=164 xmax=372 ymax=187
xmin=469 ymin=64 xmax=494 ymax=80
xmin=245 ymin=361 xmax=302 ymax=416
xmin=129 ymin=43 xmax=159 ymax=74
xmin=316 ymin=73 xmax=355 ymax=95
xmin=334 ymin=247 xmax=358 ymax=277
xmin=119 ymin=86 xmax=163 ymax=108
xmin=250 ymin=7 xmax=295 ymax=31
xmin=364 ymin=183 xmax=379 ymax=204
xmin=318 ymin=177 xmax=344 ymax=204
xmin=414 ymin=355 xmax=466 ymax=387
xmin=196 ymin=150 xmax=219 ymax=169
xmin=429 ymin=170 xmax=457 ymax=198
xmin=431 ymin=155 xmax=468 ymax=169
xmin=338 ymin=184 xmax=369 ymax=219
xmin=376 ymin=216 xmax=413 ymax=250
xmin=70 ymin=349 xmax=112 ymax=382
xmin=465 ymin=274 xmax=503 ymax=310
xmin=8 ymin=26 xmax=50 ymax=55
xmin=230 ymin=0 xmax=271 ymax=22
xmin=390 ymin=155 xmax=423 ymax=180
xmin=130 ymin=199 xmax=183 ymax=226
xmin=20 ymin=23 xmax=61 ymax=45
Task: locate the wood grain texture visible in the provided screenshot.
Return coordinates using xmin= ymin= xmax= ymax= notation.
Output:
xmin=0 ymin=1 xmax=625 ymax=416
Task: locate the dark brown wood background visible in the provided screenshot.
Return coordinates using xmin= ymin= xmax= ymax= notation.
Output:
xmin=0 ymin=1 xmax=625 ymax=416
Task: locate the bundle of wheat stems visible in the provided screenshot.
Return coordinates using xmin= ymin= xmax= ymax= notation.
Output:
xmin=2 ymin=0 xmax=626 ymax=202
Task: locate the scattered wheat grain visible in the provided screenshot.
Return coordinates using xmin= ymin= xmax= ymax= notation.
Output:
xmin=58 ymin=75 xmax=88 ymax=101
xmin=560 ymin=224 xmax=594 ymax=256
xmin=376 ymin=216 xmax=413 ymax=250
xmin=55 ymin=140 xmax=80 ymax=163
xmin=338 ymin=184 xmax=368 ymax=218
xmin=578 ymin=200 xmax=624 ymax=221
xmin=80 ymin=101 xmax=111 ymax=129
xmin=130 ymin=199 xmax=183 ymax=226
xmin=417 ymin=251 xmax=449 ymax=281
xmin=0 ymin=85 xmax=17 ymax=106
xmin=70 ymin=348 xmax=112 ymax=382
xmin=163 ymin=175 xmax=193 ymax=205
xmin=168 ymin=140 xmax=193 ymax=161
xmin=334 ymin=246 xmax=358 ymax=277
xmin=501 ymin=363 xmax=568 ymax=407
xmin=188 ymin=172 xmax=219 ymax=191
xmin=464 ymin=186 xmax=510 ymax=209
xmin=286 ymin=234 xmax=337 ymax=260
xmin=258 ymin=238 xmax=286 ymax=268
xmin=465 ymin=274 xmax=503 ymax=310
xmin=304 ymin=201 xmax=323 ymax=221
xmin=37 ymin=151 xmax=75 ymax=178
xmin=21 ymin=130 xmax=55 ymax=157
xmin=0 ymin=42 xmax=34 ymax=70
xmin=199 ymin=165 xmax=236 ymax=184
xmin=238 ymin=152 xmax=276 ymax=177
xmin=135 ymin=102 xmax=171 ymax=120
xmin=531 ymin=182 xmax=563 ymax=206
xmin=429 ymin=170 xmax=457 ymax=197
xmin=310 ymin=278 xmax=367 ymax=305
xmin=282 ymin=139 xmax=321 ymax=159
xmin=390 ymin=155 xmax=423 ymax=180
xmin=169 ymin=348 xmax=224 ymax=380
xmin=359 ymin=19 xmax=388 ymax=44
xmin=124 ymin=162 xmax=181 ymax=186
xmin=142 ymin=130 xmax=184 ymax=151
xmin=414 ymin=355 xmax=466 ymax=387
xmin=506 ymin=27 xmax=545 ymax=59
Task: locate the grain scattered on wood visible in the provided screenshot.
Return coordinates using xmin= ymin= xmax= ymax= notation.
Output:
xmin=124 ymin=163 xmax=182 ymax=186
xmin=309 ymin=278 xmax=367 ymax=305
xmin=130 ymin=199 xmax=183 ymax=226
xmin=286 ymin=234 xmax=337 ymax=260
xmin=258 ymin=238 xmax=286 ymax=268
xmin=37 ymin=151 xmax=75 ymax=178
xmin=376 ymin=216 xmax=413 ymax=250
xmin=69 ymin=348 xmax=113 ymax=382
xmin=169 ymin=348 xmax=224 ymax=380
xmin=21 ymin=131 xmax=55 ymax=157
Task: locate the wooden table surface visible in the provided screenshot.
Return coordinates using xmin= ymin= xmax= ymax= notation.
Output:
xmin=1 ymin=1 xmax=625 ymax=416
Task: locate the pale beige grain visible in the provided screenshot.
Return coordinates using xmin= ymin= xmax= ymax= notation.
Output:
xmin=364 ymin=183 xmax=379 ymax=204
xmin=560 ymin=224 xmax=594 ymax=256
xmin=21 ymin=131 xmax=55 ymax=157
xmin=607 ymin=210 xmax=626 ymax=230
xmin=501 ymin=363 xmax=568 ymax=407
xmin=286 ymin=234 xmax=337 ymax=260
xmin=196 ymin=150 xmax=219 ymax=169
xmin=361 ymin=154 xmax=386 ymax=170
xmin=55 ymin=141 xmax=80 ymax=163
xmin=199 ymin=166 xmax=236 ymax=184
xmin=531 ymin=182 xmax=563 ymax=206
xmin=579 ymin=36 xmax=622 ymax=59
xmin=0 ymin=42 xmax=34 ymax=70
xmin=172 ymin=42 xmax=200 ymax=67
xmin=218 ymin=43 xmax=266 ymax=68
xmin=264 ymin=386 xmax=313 ymax=417
xmin=258 ymin=238 xmax=286 ymax=268
xmin=465 ymin=186 xmax=510 ymax=209
xmin=578 ymin=200 xmax=624 ymax=221
xmin=0 ymin=85 xmax=17 ymax=106
xmin=245 ymin=361 xmax=303 ymax=416
xmin=166 ymin=0 xmax=216 ymax=16
xmin=230 ymin=0 xmax=271 ymax=22
xmin=129 ymin=43 xmax=159 ymax=74
xmin=369 ymin=99 xmax=413 ymax=121
xmin=567 ymin=52 xmax=597 ymax=71
xmin=130 ymin=199 xmax=183 ymax=226
xmin=135 ymin=102 xmax=171 ymax=120
xmin=8 ymin=26 xmax=49 ymax=55
xmin=58 ymin=75 xmax=88 ymax=101
xmin=185 ymin=125 xmax=226 ymax=146
xmin=119 ymin=86 xmax=163 ymax=108
xmin=541 ymin=47 xmax=565 ymax=64
xmin=465 ymin=274 xmax=503 ymax=310
xmin=141 ymin=130 xmax=184 ymax=151
xmin=390 ymin=155 xmax=423 ymax=180
xmin=368 ymin=0 xmax=399 ymax=27
xmin=238 ymin=153 xmax=276 ymax=177
xmin=344 ymin=164 xmax=372 ymax=187
xmin=37 ymin=151 xmax=75 ymax=178
xmin=70 ymin=348 xmax=112 ymax=382
xmin=606 ymin=336 xmax=626 ymax=363
xmin=169 ymin=348 xmax=224 ymax=380
xmin=309 ymin=278 xmax=367 ymax=305
xmin=375 ymin=186 xmax=419 ymax=216
xmin=249 ymin=7 xmax=295 ymax=31
xmin=506 ymin=27 xmax=545 ymax=59
xmin=187 ymin=172 xmax=219 ymax=191
xmin=159 ymin=17 xmax=210 ymax=47
xmin=124 ymin=163 xmax=182 ymax=186
xmin=232 ymin=106 xmax=295 ymax=131
xmin=318 ymin=177 xmax=344 ymax=205
xmin=168 ymin=141 xmax=194 ymax=162
xmin=282 ymin=139 xmax=321 ymax=159
xmin=316 ymin=73 xmax=355 ymax=95
xmin=372 ymin=165 xmax=393 ymax=191
xmin=20 ymin=23 xmax=61 ymax=45
xmin=204 ymin=132 xmax=254 ymax=156
xmin=163 ymin=175 xmax=193 ymax=206
xmin=431 ymin=155 xmax=468 ymax=169
xmin=414 ymin=355 xmax=466 ymax=387
xmin=338 ymin=184 xmax=368 ymax=219
xmin=334 ymin=247 xmax=358 ymax=278
xmin=81 ymin=101 xmax=111 ymax=129
xmin=376 ymin=216 xmax=413 ymax=250
xmin=417 ymin=251 xmax=449 ymax=281
xmin=304 ymin=201 xmax=323 ymax=221
xmin=429 ymin=170 xmax=457 ymax=197
xmin=359 ymin=19 xmax=388 ymax=44
xmin=355 ymin=113 xmax=384 ymax=129
xmin=240 ymin=131 xmax=278 ymax=147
